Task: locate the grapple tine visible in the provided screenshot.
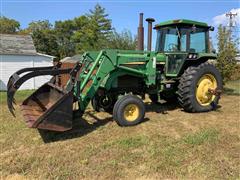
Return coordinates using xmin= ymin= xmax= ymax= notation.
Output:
xmin=6 ymin=62 xmax=79 ymax=131
xmin=7 ymin=73 xmax=20 ymax=116
xmin=7 ymin=85 xmax=17 ymax=117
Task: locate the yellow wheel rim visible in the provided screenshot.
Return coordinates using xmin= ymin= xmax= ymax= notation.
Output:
xmin=196 ymin=74 xmax=217 ymax=106
xmin=123 ymin=104 xmax=139 ymax=122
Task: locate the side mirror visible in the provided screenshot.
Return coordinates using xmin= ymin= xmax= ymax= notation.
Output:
xmin=212 ymin=49 xmax=216 ymax=54
xmin=209 ymin=26 xmax=214 ymax=31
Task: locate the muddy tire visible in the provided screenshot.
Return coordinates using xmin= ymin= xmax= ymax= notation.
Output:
xmin=177 ymin=62 xmax=222 ymax=112
xmin=91 ymin=94 xmax=117 ymax=113
xmin=113 ymin=95 xmax=145 ymax=126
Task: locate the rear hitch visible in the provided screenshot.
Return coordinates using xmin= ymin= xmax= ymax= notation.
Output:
xmin=208 ymin=88 xmax=222 ymax=96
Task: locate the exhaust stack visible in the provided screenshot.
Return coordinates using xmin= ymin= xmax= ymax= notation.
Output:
xmin=146 ymin=18 xmax=155 ymax=51
xmin=137 ymin=13 xmax=144 ymax=51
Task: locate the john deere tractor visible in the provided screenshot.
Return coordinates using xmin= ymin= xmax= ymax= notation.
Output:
xmin=7 ymin=13 xmax=222 ymax=132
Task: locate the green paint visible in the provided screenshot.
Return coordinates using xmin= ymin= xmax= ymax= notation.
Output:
xmin=155 ymin=19 xmax=208 ymax=28
xmin=67 ymin=20 xmax=216 ymax=111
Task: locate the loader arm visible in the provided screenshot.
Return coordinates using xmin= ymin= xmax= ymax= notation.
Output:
xmin=6 ymin=50 xmax=155 ymax=132
xmin=74 ymin=50 xmax=156 ymax=112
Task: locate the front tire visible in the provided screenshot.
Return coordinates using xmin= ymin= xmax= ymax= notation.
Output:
xmin=113 ymin=95 xmax=145 ymax=126
xmin=91 ymin=93 xmax=117 ymax=113
xmin=177 ymin=62 xmax=223 ymax=112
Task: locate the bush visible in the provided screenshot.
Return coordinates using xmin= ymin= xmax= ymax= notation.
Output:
xmin=216 ymin=25 xmax=238 ymax=83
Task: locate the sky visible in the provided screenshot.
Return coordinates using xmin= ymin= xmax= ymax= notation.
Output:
xmin=1 ymin=0 xmax=239 ymax=49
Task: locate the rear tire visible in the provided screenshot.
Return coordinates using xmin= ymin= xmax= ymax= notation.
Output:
xmin=113 ymin=95 xmax=145 ymax=126
xmin=177 ymin=62 xmax=222 ymax=112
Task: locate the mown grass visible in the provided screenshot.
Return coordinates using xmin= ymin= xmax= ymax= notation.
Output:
xmin=0 ymin=81 xmax=239 ymax=179
xmin=183 ymin=128 xmax=219 ymax=146
xmin=0 ymin=90 xmax=34 ymax=104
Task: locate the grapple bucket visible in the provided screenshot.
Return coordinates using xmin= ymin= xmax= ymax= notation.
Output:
xmin=20 ymin=83 xmax=74 ymax=131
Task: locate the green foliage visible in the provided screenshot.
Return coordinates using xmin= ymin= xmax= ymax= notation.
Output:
xmin=0 ymin=16 xmax=20 ymax=33
xmin=54 ymin=20 xmax=76 ymax=59
xmin=216 ymin=25 xmax=238 ymax=82
xmin=28 ymin=20 xmax=52 ymax=32
xmin=1 ymin=4 xmax=135 ymax=59
xmin=108 ymin=29 xmax=137 ymax=50
xmin=71 ymin=15 xmax=95 ymax=53
xmin=73 ymin=4 xmax=112 ymax=53
xmin=29 ymin=4 xmax=113 ymax=58
xmin=19 ymin=20 xmax=59 ymax=58
xmin=31 ymin=29 xmax=59 ymax=58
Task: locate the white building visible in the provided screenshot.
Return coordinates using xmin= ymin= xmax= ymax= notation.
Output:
xmin=0 ymin=34 xmax=55 ymax=90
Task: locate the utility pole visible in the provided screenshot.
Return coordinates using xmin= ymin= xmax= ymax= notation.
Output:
xmin=226 ymin=12 xmax=237 ymax=30
xmin=226 ymin=12 xmax=238 ymax=41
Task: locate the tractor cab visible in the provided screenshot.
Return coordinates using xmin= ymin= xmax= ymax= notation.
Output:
xmin=154 ymin=19 xmax=215 ymax=76
xmin=154 ymin=19 xmax=213 ymax=53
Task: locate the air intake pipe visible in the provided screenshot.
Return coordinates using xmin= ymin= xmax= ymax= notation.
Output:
xmin=137 ymin=13 xmax=144 ymax=51
xmin=146 ymin=18 xmax=155 ymax=51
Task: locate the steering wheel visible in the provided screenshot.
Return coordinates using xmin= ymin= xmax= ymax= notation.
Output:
xmin=168 ymin=43 xmax=178 ymax=51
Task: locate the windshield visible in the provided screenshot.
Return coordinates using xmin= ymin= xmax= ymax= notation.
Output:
xmin=155 ymin=26 xmax=207 ymax=53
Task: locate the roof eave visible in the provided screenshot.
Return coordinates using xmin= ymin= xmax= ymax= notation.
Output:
xmin=36 ymin=53 xmax=56 ymax=59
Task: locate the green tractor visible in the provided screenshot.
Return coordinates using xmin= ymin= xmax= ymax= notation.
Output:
xmin=7 ymin=13 xmax=222 ymax=132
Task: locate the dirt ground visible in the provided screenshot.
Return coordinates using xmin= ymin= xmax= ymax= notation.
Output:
xmin=0 ymin=82 xmax=239 ymax=179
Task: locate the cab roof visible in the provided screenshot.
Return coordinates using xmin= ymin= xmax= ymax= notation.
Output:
xmin=154 ymin=19 xmax=208 ymax=29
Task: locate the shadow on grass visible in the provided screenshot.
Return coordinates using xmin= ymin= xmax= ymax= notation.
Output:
xmin=38 ymin=101 xmax=176 ymax=143
xmin=145 ymin=101 xmax=180 ymax=114
xmin=38 ymin=112 xmax=113 ymax=143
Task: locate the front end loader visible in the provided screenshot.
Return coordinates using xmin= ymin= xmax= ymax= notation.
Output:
xmin=7 ymin=13 xmax=222 ymax=132
xmin=7 ymin=61 xmax=82 ymax=131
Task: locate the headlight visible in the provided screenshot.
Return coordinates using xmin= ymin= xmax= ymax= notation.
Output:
xmin=188 ymin=53 xmax=197 ymax=59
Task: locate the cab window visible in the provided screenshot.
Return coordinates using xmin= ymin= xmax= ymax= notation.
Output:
xmin=190 ymin=28 xmax=207 ymax=53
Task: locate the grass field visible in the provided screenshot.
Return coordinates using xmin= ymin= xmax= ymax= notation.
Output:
xmin=0 ymin=80 xmax=239 ymax=179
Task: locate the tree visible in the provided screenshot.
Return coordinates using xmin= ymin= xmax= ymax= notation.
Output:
xmin=32 ymin=29 xmax=59 ymax=58
xmin=108 ymin=29 xmax=137 ymax=50
xmin=73 ymin=4 xmax=112 ymax=53
xmin=0 ymin=16 xmax=20 ymax=34
xmin=27 ymin=20 xmax=52 ymax=32
xmin=216 ymin=25 xmax=238 ymax=82
xmin=11 ymin=4 xmax=137 ymax=59
xmin=54 ymin=20 xmax=76 ymax=59
xmin=71 ymin=15 xmax=92 ymax=53
xmin=87 ymin=4 xmax=112 ymax=37
xmin=21 ymin=20 xmax=59 ymax=58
